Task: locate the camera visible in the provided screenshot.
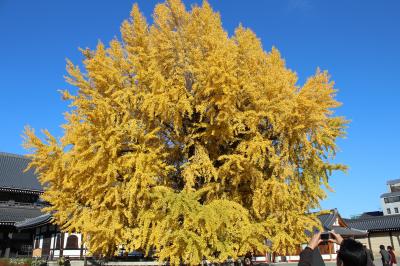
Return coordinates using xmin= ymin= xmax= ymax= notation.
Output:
xmin=320 ymin=232 xmax=331 ymax=241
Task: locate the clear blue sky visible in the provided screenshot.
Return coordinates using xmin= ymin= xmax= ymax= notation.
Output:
xmin=1 ymin=0 xmax=399 ymax=218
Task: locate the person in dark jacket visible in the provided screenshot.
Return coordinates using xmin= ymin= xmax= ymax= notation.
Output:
xmin=364 ymin=245 xmax=374 ymax=262
xmin=298 ymin=231 xmax=374 ymax=266
xmin=298 ymin=232 xmax=327 ymax=266
xmin=337 ymin=238 xmax=371 ymax=266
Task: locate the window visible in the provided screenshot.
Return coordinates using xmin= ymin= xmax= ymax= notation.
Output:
xmin=65 ymin=235 xmax=79 ymax=249
xmin=395 ymin=208 xmax=399 ymax=214
xmin=390 ymin=185 xmax=400 ymax=192
xmin=387 ymin=208 xmax=392 ymax=214
xmin=386 ymin=196 xmax=400 ymax=203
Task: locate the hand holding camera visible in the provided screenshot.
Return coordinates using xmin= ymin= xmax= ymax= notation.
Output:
xmin=308 ymin=231 xmax=344 ymax=250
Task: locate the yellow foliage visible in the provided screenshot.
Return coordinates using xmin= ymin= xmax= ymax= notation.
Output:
xmin=23 ymin=0 xmax=347 ymax=264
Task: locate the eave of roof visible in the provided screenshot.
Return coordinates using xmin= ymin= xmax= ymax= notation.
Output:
xmin=318 ymin=209 xmax=345 ymax=230
xmin=0 ymin=187 xmax=43 ymax=194
xmin=331 ymin=225 xmax=368 ymax=236
xmin=15 ymin=213 xmax=52 ymax=230
xmin=380 ymin=191 xmax=400 ymax=198
xmin=388 ymin=179 xmax=400 ymax=185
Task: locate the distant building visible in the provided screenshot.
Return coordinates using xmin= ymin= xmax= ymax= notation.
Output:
xmin=381 ymin=179 xmax=400 ymax=215
xmin=345 ymin=178 xmax=400 ymax=258
xmin=346 ymin=213 xmax=400 ymax=258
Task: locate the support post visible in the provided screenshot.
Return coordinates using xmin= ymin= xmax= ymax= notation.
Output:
xmin=390 ymin=231 xmax=394 ymax=247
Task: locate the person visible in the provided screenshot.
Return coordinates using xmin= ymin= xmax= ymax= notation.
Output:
xmin=337 ymin=237 xmax=372 ymax=266
xmin=244 ymin=252 xmax=253 ymax=266
xmin=298 ymin=231 xmax=374 ymax=266
xmin=381 ymin=245 xmax=391 ymax=266
xmin=64 ymin=256 xmax=71 ymax=266
xmin=298 ymin=232 xmax=326 ymax=266
xmin=364 ymin=244 xmax=374 ymax=262
xmin=388 ymin=246 xmax=397 ymax=266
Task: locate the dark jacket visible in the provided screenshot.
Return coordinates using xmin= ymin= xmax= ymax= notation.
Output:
xmin=298 ymin=247 xmax=325 ymax=266
xmin=366 ymin=248 xmax=374 ymax=261
xmin=298 ymin=247 xmax=375 ymax=266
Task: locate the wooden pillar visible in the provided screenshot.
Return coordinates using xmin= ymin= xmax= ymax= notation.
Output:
xmin=368 ymin=233 xmax=372 ymax=250
xmin=80 ymin=234 xmax=84 ymax=259
xmin=4 ymin=231 xmax=12 ymax=258
xmin=50 ymin=233 xmax=54 ymax=260
xmin=32 ymin=231 xmax=36 ymax=256
xmin=60 ymin=233 xmax=64 ymax=257
xmin=390 ymin=231 xmax=395 ymax=247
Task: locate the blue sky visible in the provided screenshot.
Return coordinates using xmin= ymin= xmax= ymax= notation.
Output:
xmin=1 ymin=0 xmax=399 ymax=218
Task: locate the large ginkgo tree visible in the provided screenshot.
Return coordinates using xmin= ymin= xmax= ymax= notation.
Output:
xmin=24 ymin=0 xmax=347 ymax=264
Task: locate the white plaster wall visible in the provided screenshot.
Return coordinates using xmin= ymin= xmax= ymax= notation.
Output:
xmin=369 ymin=232 xmax=393 ymax=257
xmin=391 ymin=232 xmax=400 ymax=251
xmin=381 ymin=198 xmax=400 ymax=215
xmin=63 ymin=233 xmax=83 ymax=248
xmin=62 ymin=250 xmax=82 ymax=257
xmin=50 ymin=234 xmax=55 ymax=249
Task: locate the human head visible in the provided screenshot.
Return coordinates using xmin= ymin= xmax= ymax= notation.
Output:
xmin=380 ymin=245 xmax=385 ymax=250
xmin=337 ymin=239 xmax=367 ymax=266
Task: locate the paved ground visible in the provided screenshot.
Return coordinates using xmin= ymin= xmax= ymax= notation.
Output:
xmin=272 ymin=260 xmax=386 ymax=266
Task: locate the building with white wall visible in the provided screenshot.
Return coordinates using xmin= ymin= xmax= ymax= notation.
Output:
xmin=380 ymin=179 xmax=400 ymax=215
xmin=15 ymin=213 xmax=86 ymax=259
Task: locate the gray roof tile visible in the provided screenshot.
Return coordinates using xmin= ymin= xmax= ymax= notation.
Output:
xmin=0 ymin=152 xmax=42 ymax=192
xmin=346 ymin=214 xmax=400 ymax=232
xmin=0 ymin=204 xmax=43 ymax=224
xmin=318 ymin=209 xmax=338 ymax=230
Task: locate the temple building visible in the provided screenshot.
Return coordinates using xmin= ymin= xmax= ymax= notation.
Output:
xmin=16 ymin=214 xmax=86 ymax=259
xmin=346 ymin=211 xmax=400 ymax=257
xmin=0 ymin=152 xmax=86 ymax=259
xmin=0 ymin=152 xmax=44 ymax=257
xmin=3 ymin=150 xmax=400 ymax=263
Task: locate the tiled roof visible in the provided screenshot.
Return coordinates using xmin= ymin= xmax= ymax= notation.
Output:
xmin=0 ymin=152 xmax=42 ymax=192
xmin=331 ymin=226 xmax=367 ymax=236
xmin=318 ymin=209 xmax=338 ymax=230
xmin=0 ymin=204 xmax=43 ymax=225
xmin=346 ymin=214 xmax=400 ymax=232
xmin=15 ymin=213 xmax=52 ymax=229
xmin=317 ymin=209 xmax=368 ymax=236
xmin=359 ymin=211 xmax=384 ymax=218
